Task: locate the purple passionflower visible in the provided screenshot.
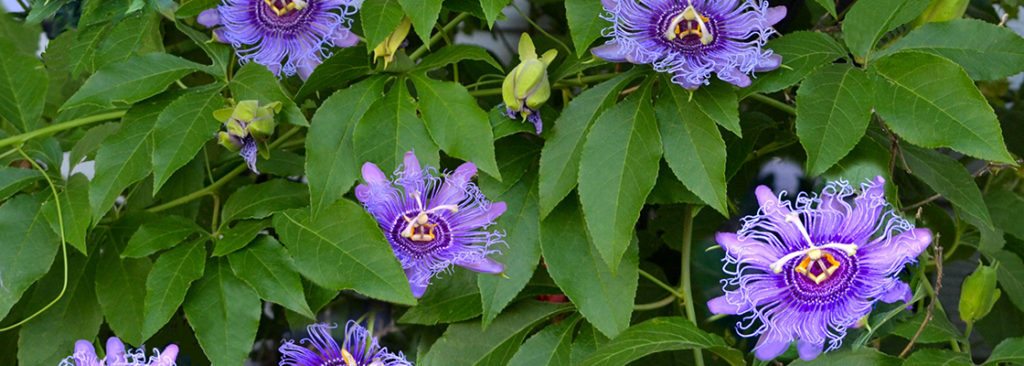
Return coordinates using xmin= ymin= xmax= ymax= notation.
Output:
xmin=198 ymin=0 xmax=361 ymax=80
xmin=279 ymin=321 xmax=412 ymax=366
xmin=593 ymin=0 xmax=785 ymax=89
xmin=708 ymin=176 xmax=931 ymax=361
xmin=59 ymin=337 xmax=178 ymax=366
xmin=356 ymin=151 xmax=507 ymax=298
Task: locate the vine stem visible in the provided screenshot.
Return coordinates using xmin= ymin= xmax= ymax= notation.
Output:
xmin=634 ymin=294 xmax=676 ymax=311
xmin=408 ymin=13 xmax=471 ymax=61
xmin=747 ymin=93 xmax=796 ymax=116
xmin=681 ymin=204 xmax=705 ymax=366
xmin=639 ymin=269 xmax=685 ymax=299
xmin=0 ymin=111 xmax=127 ymax=150
xmin=0 ymin=147 xmax=68 ymax=332
xmin=467 ymin=73 xmax=620 ymax=97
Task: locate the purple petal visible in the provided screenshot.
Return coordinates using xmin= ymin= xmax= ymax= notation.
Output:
xmin=297 ymin=56 xmax=322 ymax=82
xmin=361 ymin=162 xmax=389 ymax=185
xmin=198 ymin=8 xmax=220 ymax=28
xmin=878 ymin=281 xmax=912 ymax=304
xmin=718 ymin=67 xmax=752 ymax=88
xmin=332 ymin=30 xmax=360 ymax=48
xmin=406 ymin=268 xmax=429 ymax=298
xmin=796 ymin=339 xmax=822 ymax=361
xmin=432 ymin=162 xmax=478 ymax=206
xmin=755 ymin=185 xmax=789 ymax=215
xmin=765 ymin=6 xmax=788 ymax=27
xmin=212 ymin=27 xmax=229 ymax=44
xmin=103 ymin=338 xmax=126 ymax=364
xmin=754 ymin=54 xmax=783 ymax=72
xmin=455 ymin=201 xmax=507 ymax=230
xmin=707 ymin=295 xmax=750 ymax=315
xmin=73 ymin=340 xmax=99 ymax=366
xmin=716 ymin=232 xmax=779 ymax=268
xmin=240 ymin=137 xmax=260 ymax=175
xmin=155 ymin=344 xmax=179 ymax=366
xmin=861 ymin=228 xmax=932 ymax=268
xmin=455 ymin=256 xmax=505 ymax=274
xmin=601 ymin=0 xmax=618 ymax=10
xmin=400 ymin=151 xmax=425 ymax=194
xmin=754 ymin=337 xmax=789 ymax=361
xmin=591 ymin=43 xmax=629 ymax=63
xmin=355 ymin=184 xmax=372 ymax=203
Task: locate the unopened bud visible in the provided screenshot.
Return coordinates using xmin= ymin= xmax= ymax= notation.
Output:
xmin=217 ymin=131 xmax=243 ymax=152
xmin=910 ymin=0 xmax=969 ymax=28
xmin=374 ymin=17 xmax=412 ymax=68
xmin=501 ymin=33 xmax=556 ymax=134
xmin=959 ymin=262 xmax=1001 ymax=325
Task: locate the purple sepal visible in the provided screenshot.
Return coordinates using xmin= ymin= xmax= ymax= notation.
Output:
xmin=197 ymin=8 xmax=220 ymax=28
xmin=796 ymin=339 xmax=823 ymax=361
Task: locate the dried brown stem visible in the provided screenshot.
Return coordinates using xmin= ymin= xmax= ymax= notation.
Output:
xmin=899 ymin=241 xmax=943 ymax=358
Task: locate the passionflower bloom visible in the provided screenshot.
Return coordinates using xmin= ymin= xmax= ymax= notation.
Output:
xmin=198 ymin=0 xmax=361 ymax=80
xmin=707 ymin=176 xmax=931 ymax=361
xmin=356 ymin=151 xmax=507 ymax=298
xmin=279 ymin=321 xmax=412 ymax=366
xmin=59 ymin=337 xmax=178 ymax=366
xmin=593 ymin=0 xmax=786 ymax=89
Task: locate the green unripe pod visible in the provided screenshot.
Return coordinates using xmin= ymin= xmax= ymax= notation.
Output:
xmin=910 ymin=0 xmax=969 ymax=28
xmin=959 ymin=262 xmax=1001 ymax=325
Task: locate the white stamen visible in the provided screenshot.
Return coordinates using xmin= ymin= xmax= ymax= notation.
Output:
xmin=426 ymin=204 xmax=459 ymax=214
xmin=784 ymin=212 xmax=815 ymax=248
xmin=768 ymin=212 xmax=858 ymax=273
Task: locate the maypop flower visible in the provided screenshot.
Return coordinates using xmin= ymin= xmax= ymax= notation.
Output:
xmin=215 ymin=100 xmax=282 ymax=174
xmin=501 ymin=33 xmax=556 ymax=134
xmin=198 ymin=0 xmax=362 ymax=80
xmin=707 ymin=176 xmax=931 ymax=361
xmin=60 ymin=337 xmax=178 ymax=366
xmin=593 ymin=0 xmax=786 ymax=89
xmin=356 ymin=151 xmax=507 ymax=298
xmin=279 ymin=321 xmax=412 ymax=366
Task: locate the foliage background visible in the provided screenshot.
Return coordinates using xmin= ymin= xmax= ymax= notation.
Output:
xmin=2 ymin=0 xmax=1024 ymax=365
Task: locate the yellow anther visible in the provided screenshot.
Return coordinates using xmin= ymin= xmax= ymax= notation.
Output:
xmin=341 ymin=349 xmax=357 ymax=366
xmin=263 ymin=0 xmax=304 ymax=16
xmin=664 ymin=0 xmax=714 ymax=44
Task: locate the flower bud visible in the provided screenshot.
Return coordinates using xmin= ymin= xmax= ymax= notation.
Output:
xmin=217 ymin=131 xmax=243 ymax=152
xmin=374 ymin=17 xmax=412 ymax=68
xmin=959 ymin=262 xmax=1001 ymax=325
xmin=213 ymin=100 xmax=281 ymax=175
xmin=501 ymin=33 xmax=557 ymax=134
xmin=910 ymin=0 xmax=969 ymax=28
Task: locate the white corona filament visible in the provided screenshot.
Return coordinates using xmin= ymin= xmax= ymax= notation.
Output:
xmin=664 ymin=0 xmax=714 ymax=45
xmin=768 ymin=212 xmax=859 ymax=274
xmin=401 ymin=191 xmax=458 ymax=240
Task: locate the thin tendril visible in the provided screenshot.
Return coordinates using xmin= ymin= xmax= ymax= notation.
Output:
xmin=0 ymin=147 xmax=68 ymax=332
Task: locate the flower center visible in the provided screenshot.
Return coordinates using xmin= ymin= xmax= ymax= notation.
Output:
xmin=400 ymin=192 xmax=458 ymax=242
xmin=263 ymin=0 xmax=307 ymax=16
xmin=664 ymin=0 xmax=713 ymax=45
xmin=769 ymin=212 xmax=858 ymax=285
xmin=386 ymin=192 xmax=457 ymax=260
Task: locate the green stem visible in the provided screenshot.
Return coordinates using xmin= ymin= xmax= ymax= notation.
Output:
xmin=963 ymin=323 xmax=973 ymax=356
xmin=408 ymin=13 xmax=471 ymax=61
xmin=0 ymin=147 xmax=68 ymax=332
xmin=511 ymin=3 xmax=572 ymax=55
xmin=0 ymin=111 xmax=127 ymax=150
xmin=747 ymin=93 xmax=797 ymax=116
xmin=680 ymin=204 xmax=705 ymax=366
xmin=639 ymin=269 xmax=685 ymax=299
xmin=468 ymin=73 xmax=620 ymax=97
xmin=634 ymin=294 xmax=676 ymax=311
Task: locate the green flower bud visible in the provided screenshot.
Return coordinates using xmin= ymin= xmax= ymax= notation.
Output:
xmin=217 ymin=131 xmax=243 ymax=152
xmin=910 ymin=0 xmax=969 ymax=28
xmin=959 ymin=262 xmax=1001 ymax=325
xmin=501 ymin=33 xmax=557 ymax=134
xmin=374 ymin=17 xmax=412 ymax=68
xmin=246 ymin=101 xmax=282 ymax=140
xmin=225 ymin=118 xmax=246 ymax=138
xmin=232 ymin=100 xmax=260 ymax=122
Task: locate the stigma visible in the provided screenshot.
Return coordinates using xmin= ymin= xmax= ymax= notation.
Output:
xmin=264 ymin=0 xmax=307 ymax=16
xmin=401 ymin=191 xmax=458 ymax=242
xmin=664 ymin=0 xmax=713 ymax=45
xmin=769 ymin=212 xmax=858 ymax=284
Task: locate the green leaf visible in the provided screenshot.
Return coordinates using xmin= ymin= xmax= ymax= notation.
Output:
xmin=226 ymin=236 xmax=313 ymax=321
xmin=872 ymin=19 xmax=1024 ymax=80
xmin=742 ymin=32 xmax=847 ymax=98
xmin=539 ymin=69 xmax=642 ymax=218
xmin=872 ymin=51 xmax=1014 ymax=163
xmin=478 ymin=171 xmax=541 ymax=328
xmin=790 ymin=347 xmax=903 ymax=366
xmin=69 ymin=122 xmax=120 ymax=170
xmin=550 ymin=54 xmax=608 ymax=83
xmin=398 ymin=0 xmax=443 ymax=48
xmin=903 ymin=349 xmax=971 ymax=366
xmin=900 ymin=143 xmax=992 ymax=229
xmin=889 ymin=307 xmax=964 ymax=343
xmin=0 ymin=39 xmax=47 ymax=133
xmin=821 ymin=137 xmax=895 ymax=202
xmin=255 ymin=150 xmax=305 ymax=176
xmin=25 ymin=0 xmax=74 ymax=25
xmin=508 ymin=314 xmax=582 ymax=366
xmin=152 ymin=84 xmax=225 ymax=191
xmin=0 ymin=167 xmax=43 ymax=201
xmin=399 ymin=267 xmax=482 ymax=325
xmin=353 ymin=77 xmax=439 ymax=175
xmin=17 ymin=246 xmax=102 ymax=366
xmin=307 ymin=76 xmax=387 ymax=220
xmin=123 ymin=215 xmax=203 ymax=258
xmin=294 ymin=45 xmax=371 ymax=101
xmin=410 ymin=73 xmax=500 ymax=179
xmin=63 ymin=53 xmax=203 ymax=109
xmin=646 ymin=159 xmax=701 ymax=205
xmin=691 ymin=81 xmax=741 ymax=136
xmin=175 ymin=0 xmax=219 ymax=17
xmin=811 ymin=0 xmax=837 ymax=18
xmin=571 ymin=321 xmax=610 ymax=364
xmin=655 ymin=76 xmax=729 ymax=215
xmin=985 ymin=337 xmax=1024 ymax=365
xmin=273 ymin=199 xmax=417 ymax=305
xmin=229 ymin=62 xmax=308 ymax=126
xmin=184 ymin=258 xmax=261 ymax=366
xmin=479 ymin=134 xmax=542 ymax=198
xmin=42 ymin=174 xmax=93 ymax=254
xmin=413 ymin=45 xmax=503 ymax=73
xmin=212 ymin=219 xmax=271 ymax=257
xmin=565 ymin=0 xmax=602 ymax=57
xmin=176 ymin=21 xmax=232 ymax=79
xmin=985 ymin=190 xmax=1024 ymax=241
xmin=577 ymin=317 xmax=745 ymax=366
xmin=95 ymin=237 xmax=152 ymax=347
xmin=578 ymin=78 xmax=660 ymax=271
xmin=360 ymin=0 xmax=405 ymax=53
xmin=92 ymin=12 xmax=162 ymax=71
xmin=490 ymin=105 xmax=535 ymax=140
xmin=541 ymin=195 xmax=637 ymax=339
xmin=0 ymin=193 xmax=60 ymax=322
xmin=419 ymin=300 xmax=574 ymax=366
xmin=67 ymin=22 xmax=110 ymax=79
xmin=842 ymin=0 xmax=932 ymax=59
xmin=220 ymin=179 xmax=310 ymax=225
xmin=0 ymin=3 xmax=39 ymax=55
xmin=142 ymin=239 xmax=206 ymax=341
xmin=795 ymin=65 xmax=874 ymax=176
xmin=990 ymin=250 xmax=1024 ymax=314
